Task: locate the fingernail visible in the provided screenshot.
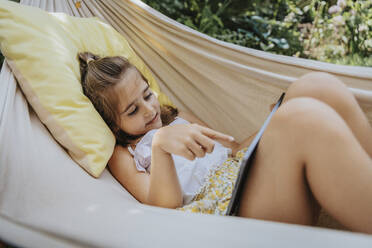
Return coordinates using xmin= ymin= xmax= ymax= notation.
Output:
xmin=228 ymin=136 xmax=235 ymax=141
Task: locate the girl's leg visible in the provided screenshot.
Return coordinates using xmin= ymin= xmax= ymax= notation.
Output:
xmin=234 ymin=72 xmax=372 ymax=157
xmin=237 ymin=97 xmax=372 ymax=234
xmin=284 ymin=72 xmax=372 ymax=157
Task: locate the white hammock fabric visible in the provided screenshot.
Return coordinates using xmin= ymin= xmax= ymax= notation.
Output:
xmin=1 ymin=0 xmax=372 ymax=247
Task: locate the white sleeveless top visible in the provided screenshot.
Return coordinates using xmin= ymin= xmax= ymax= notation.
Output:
xmin=128 ymin=117 xmax=231 ymax=205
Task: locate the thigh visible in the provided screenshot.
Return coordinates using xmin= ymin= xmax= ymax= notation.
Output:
xmin=285 ymin=72 xmax=372 ymax=157
xmin=237 ymin=132 xmax=319 ymax=225
xmin=237 ymin=99 xmax=322 ymax=225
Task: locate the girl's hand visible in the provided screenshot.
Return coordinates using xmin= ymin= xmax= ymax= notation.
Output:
xmin=152 ymin=124 xmax=235 ymax=161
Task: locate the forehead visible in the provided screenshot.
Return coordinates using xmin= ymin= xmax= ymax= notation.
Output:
xmin=115 ymin=68 xmax=147 ymax=106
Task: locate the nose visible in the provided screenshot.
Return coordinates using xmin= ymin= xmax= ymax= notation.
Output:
xmin=143 ymin=101 xmax=155 ymax=118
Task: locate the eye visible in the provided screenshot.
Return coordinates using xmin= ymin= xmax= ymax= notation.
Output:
xmin=144 ymin=92 xmax=153 ymax=100
xmin=128 ymin=107 xmax=138 ymax=116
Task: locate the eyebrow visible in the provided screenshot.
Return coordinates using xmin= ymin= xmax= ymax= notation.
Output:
xmin=121 ymin=85 xmax=150 ymax=114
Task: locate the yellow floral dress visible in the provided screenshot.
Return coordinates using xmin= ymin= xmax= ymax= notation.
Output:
xmin=176 ymin=147 xmax=247 ymax=215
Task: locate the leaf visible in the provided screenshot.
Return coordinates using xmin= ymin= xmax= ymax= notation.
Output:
xmin=260 ymin=42 xmax=275 ymax=51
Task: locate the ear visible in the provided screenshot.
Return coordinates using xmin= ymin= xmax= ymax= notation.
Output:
xmin=109 ymin=121 xmax=120 ymax=136
xmin=112 ymin=125 xmax=120 ymax=134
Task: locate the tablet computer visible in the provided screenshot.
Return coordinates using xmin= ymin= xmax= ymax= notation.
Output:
xmin=226 ymin=92 xmax=285 ymax=216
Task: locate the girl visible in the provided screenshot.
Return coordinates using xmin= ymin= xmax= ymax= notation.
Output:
xmin=78 ymin=52 xmax=372 ymax=234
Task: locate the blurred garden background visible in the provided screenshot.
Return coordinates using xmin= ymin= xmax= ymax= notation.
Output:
xmin=141 ymin=0 xmax=372 ymax=66
xmin=0 ymin=0 xmax=371 ymax=68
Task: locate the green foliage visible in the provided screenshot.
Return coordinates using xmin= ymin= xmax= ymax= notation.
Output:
xmin=298 ymin=0 xmax=372 ymax=66
xmin=329 ymin=54 xmax=372 ymax=67
xmin=142 ymin=0 xmax=371 ymax=67
xmin=143 ymin=0 xmax=303 ymax=56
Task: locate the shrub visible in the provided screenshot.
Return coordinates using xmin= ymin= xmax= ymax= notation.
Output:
xmin=142 ymin=0 xmax=305 ymax=56
xmin=299 ymin=0 xmax=372 ymax=66
xmin=142 ymin=0 xmax=371 ymax=67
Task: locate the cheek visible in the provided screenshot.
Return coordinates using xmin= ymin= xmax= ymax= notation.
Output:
xmin=120 ymin=117 xmax=143 ymax=134
xmin=152 ymin=97 xmax=160 ymax=110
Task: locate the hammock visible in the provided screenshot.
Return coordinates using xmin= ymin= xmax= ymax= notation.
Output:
xmin=1 ymin=0 xmax=372 ymax=247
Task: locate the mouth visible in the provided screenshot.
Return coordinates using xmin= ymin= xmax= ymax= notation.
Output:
xmin=146 ymin=113 xmax=159 ymax=126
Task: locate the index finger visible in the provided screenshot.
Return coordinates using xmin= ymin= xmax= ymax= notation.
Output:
xmin=199 ymin=126 xmax=235 ymax=142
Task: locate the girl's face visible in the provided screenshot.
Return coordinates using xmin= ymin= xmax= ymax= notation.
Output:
xmin=116 ymin=68 xmax=162 ymax=137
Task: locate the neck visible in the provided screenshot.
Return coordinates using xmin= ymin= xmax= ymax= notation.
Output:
xmin=129 ymin=135 xmax=142 ymax=149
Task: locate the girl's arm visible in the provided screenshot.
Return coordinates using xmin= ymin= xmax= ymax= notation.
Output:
xmin=109 ymin=124 xmax=236 ymax=209
xmin=178 ymin=110 xmax=244 ymax=154
xmin=108 ymin=145 xmax=183 ymax=208
xmin=108 ymin=146 xmax=150 ymax=204
xmin=147 ymin=140 xmax=183 ymax=208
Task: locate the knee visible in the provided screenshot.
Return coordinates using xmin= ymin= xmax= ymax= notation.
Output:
xmin=298 ymin=72 xmax=344 ymax=87
xmin=285 ymin=72 xmax=354 ymax=110
xmin=273 ymin=97 xmax=343 ymax=135
xmin=286 ymin=72 xmax=350 ymax=99
xmin=299 ymin=72 xmax=340 ymax=83
xmin=262 ymin=97 xmax=347 ymax=162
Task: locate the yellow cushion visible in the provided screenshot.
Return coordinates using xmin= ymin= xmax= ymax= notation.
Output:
xmin=0 ymin=0 xmax=173 ymax=177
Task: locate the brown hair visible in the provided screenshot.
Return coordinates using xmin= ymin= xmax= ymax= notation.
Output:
xmin=78 ymin=52 xmax=178 ymax=147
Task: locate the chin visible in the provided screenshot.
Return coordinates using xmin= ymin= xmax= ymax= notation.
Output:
xmin=156 ymin=122 xmax=163 ymax=128
xmin=151 ymin=121 xmax=161 ymax=129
